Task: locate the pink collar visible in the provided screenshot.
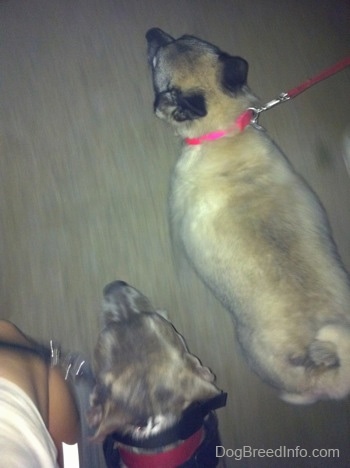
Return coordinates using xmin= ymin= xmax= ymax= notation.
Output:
xmin=184 ymin=55 xmax=350 ymax=146
xmin=184 ymin=109 xmax=253 ymax=145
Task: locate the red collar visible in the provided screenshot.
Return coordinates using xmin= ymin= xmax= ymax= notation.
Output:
xmin=117 ymin=426 xmax=204 ymax=468
xmin=184 ymin=109 xmax=253 ymax=145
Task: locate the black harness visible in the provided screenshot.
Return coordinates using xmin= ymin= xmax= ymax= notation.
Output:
xmin=103 ymin=392 xmax=227 ymax=467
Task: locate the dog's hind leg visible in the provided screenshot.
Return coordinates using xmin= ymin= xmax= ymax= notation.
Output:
xmin=281 ymin=324 xmax=350 ymax=404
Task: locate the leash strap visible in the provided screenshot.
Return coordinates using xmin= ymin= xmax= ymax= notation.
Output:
xmin=0 ymin=339 xmax=52 ymax=363
xmin=287 ymin=56 xmax=350 ymax=99
xmin=249 ymin=55 xmax=350 ymax=128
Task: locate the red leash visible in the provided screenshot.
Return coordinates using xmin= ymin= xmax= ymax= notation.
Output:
xmin=247 ymin=55 xmax=350 ymax=130
xmin=287 ymin=56 xmax=350 ymax=99
xmin=185 ymin=56 xmax=350 ymax=144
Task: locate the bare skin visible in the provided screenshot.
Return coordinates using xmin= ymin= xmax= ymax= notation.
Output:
xmin=0 ymin=320 xmax=80 ymax=467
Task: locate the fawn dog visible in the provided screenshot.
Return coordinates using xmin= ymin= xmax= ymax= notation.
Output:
xmin=146 ymin=28 xmax=350 ymax=404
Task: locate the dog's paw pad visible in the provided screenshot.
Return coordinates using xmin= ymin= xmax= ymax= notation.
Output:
xmin=308 ymin=340 xmax=339 ymax=368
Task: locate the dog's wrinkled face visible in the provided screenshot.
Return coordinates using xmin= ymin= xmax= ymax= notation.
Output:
xmin=87 ymin=281 xmax=220 ymax=441
xmin=146 ymin=28 xmax=248 ymax=136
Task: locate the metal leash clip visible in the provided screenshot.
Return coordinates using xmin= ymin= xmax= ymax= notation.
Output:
xmin=248 ymin=92 xmax=290 ymax=129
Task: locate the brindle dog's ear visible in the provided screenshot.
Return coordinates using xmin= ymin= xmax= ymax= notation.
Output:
xmin=146 ymin=28 xmax=174 ymax=63
xmin=219 ymin=53 xmax=248 ymax=93
xmin=173 ymin=93 xmax=207 ymax=122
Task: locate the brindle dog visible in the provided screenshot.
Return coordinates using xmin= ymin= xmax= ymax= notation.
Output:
xmin=87 ymin=280 xmax=221 ymax=441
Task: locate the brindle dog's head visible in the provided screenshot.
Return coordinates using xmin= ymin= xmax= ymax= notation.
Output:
xmin=146 ymin=28 xmax=250 ymax=138
xmin=87 ymin=280 xmax=220 ymax=441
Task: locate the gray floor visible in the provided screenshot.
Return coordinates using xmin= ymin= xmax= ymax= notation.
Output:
xmin=1 ymin=1 xmax=350 ymax=467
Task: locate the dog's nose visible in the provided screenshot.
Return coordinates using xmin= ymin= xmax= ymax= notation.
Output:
xmin=103 ymin=280 xmax=129 ymax=296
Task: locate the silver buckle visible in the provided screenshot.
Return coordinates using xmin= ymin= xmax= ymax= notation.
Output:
xmin=248 ymin=93 xmax=290 ymax=129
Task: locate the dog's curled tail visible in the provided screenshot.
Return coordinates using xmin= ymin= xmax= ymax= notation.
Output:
xmin=282 ymin=324 xmax=350 ymax=404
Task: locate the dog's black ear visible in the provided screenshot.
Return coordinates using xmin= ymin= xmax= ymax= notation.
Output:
xmin=146 ymin=28 xmax=174 ymax=63
xmin=173 ymin=93 xmax=207 ymax=122
xmin=219 ymin=53 xmax=248 ymax=93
